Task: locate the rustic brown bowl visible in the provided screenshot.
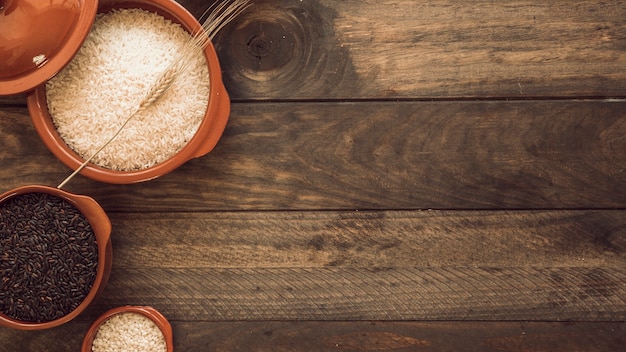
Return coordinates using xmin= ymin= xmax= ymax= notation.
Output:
xmin=0 ymin=185 xmax=112 ymax=330
xmin=26 ymin=0 xmax=230 ymax=184
xmin=81 ymin=306 xmax=174 ymax=352
xmin=0 ymin=0 xmax=98 ymax=96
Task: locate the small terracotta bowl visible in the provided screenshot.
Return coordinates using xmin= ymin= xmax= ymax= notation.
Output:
xmin=26 ymin=0 xmax=230 ymax=184
xmin=0 ymin=185 xmax=112 ymax=330
xmin=81 ymin=306 xmax=174 ymax=352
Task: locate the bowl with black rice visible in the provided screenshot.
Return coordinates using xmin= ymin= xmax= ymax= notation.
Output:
xmin=0 ymin=185 xmax=112 ymax=330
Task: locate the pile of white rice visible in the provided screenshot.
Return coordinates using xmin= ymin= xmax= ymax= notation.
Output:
xmin=91 ymin=312 xmax=167 ymax=352
xmin=46 ymin=8 xmax=210 ymax=171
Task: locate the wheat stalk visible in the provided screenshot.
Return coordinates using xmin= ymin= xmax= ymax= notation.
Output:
xmin=57 ymin=0 xmax=251 ymax=189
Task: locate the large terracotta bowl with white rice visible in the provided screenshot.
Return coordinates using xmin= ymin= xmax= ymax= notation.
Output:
xmin=26 ymin=0 xmax=230 ymax=184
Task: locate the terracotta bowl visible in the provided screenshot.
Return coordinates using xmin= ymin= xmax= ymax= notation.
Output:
xmin=81 ymin=306 xmax=174 ymax=352
xmin=0 ymin=0 xmax=98 ymax=96
xmin=26 ymin=0 xmax=230 ymax=184
xmin=0 ymin=185 xmax=112 ymax=330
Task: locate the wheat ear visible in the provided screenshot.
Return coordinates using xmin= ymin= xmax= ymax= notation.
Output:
xmin=57 ymin=1 xmax=251 ymax=189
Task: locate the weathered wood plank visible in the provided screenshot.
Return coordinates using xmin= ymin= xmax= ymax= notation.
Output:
xmin=80 ymin=267 xmax=626 ymax=321
xmin=2 ymin=1 xmax=624 ymax=350
xmin=0 ymin=96 xmax=24 ymax=106
xmin=0 ymin=322 xmax=88 ymax=352
xmin=92 ymin=209 xmax=624 ymax=322
xmin=2 ymin=101 xmax=624 ymax=211
xmin=108 ymin=210 xmax=626 ymax=269
xmin=172 ymin=321 xmax=626 ymax=352
xmin=3 ymin=0 xmax=625 ymax=102
xmin=204 ymin=0 xmax=626 ymax=100
xmin=2 ymin=321 xmax=624 ymax=352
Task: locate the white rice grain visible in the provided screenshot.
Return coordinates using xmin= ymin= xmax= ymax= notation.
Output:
xmin=91 ymin=312 xmax=167 ymax=352
xmin=46 ymin=9 xmax=210 ymax=171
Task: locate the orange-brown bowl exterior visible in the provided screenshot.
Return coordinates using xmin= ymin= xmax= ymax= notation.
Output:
xmin=81 ymin=306 xmax=174 ymax=352
xmin=26 ymin=0 xmax=230 ymax=184
xmin=0 ymin=0 xmax=98 ymax=96
xmin=0 ymin=185 xmax=112 ymax=330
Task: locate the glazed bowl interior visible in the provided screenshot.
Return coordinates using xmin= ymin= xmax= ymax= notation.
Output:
xmin=26 ymin=0 xmax=230 ymax=184
xmin=81 ymin=306 xmax=174 ymax=352
xmin=0 ymin=0 xmax=98 ymax=96
xmin=0 ymin=185 xmax=112 ymax=330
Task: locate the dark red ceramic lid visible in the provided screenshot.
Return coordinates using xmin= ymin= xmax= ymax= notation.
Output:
xmin=0 ymin=0 xmax=98 ymax=96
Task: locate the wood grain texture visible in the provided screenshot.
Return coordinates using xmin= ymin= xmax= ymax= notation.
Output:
xmin=2 ymin=1 xmax=626 ymax=350
xmin=3 ymin=0 xmax=626 ymax=101
xmin=204 ymin=0 xmax=626 ymax=100
xmin=0 ymin=322 xmax=87 ymax=352
xmin=107 ymin=210 xmax=626 ymax=269
xmin=171 ymin=321 xmax=626 ymax=352
xmin=86 ymin=209 xmax=626 ymax=321
xmin=80 ymin=267 xmax=626 ymax=321
xmin=1 ymin=321 xmax=624 ymax=352
xmin=0 ymin=96 xmax=24 ymax=106
xmin=2 ymin=101 xmax=624 ymax=211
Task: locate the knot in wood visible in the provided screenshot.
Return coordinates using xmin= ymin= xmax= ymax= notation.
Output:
xmin=247 ymin=34 xmax=273 ymax=58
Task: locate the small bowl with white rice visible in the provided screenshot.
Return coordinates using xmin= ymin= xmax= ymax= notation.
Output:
xmin=26 ymin=0 xmax=231 ymax=184
xmin=81 ymin=305 xmax=173 ymax=352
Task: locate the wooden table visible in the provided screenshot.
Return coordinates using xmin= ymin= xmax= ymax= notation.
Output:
xmin=1 ymin=0 xmax=625 ymax=350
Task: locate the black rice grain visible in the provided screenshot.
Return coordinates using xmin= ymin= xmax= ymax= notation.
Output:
xmin=0 ymin=192 xmax=98 ymax=323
